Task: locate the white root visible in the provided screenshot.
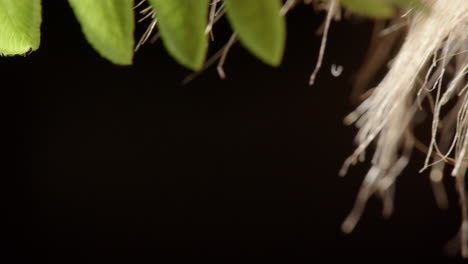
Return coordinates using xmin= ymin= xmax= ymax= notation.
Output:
xmin=308 ymin=0 xmax=338 ymax=86
xmin=342 ymin=0 xmax=468 ymax=257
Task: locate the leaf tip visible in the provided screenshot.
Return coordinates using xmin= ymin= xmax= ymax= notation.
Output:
xmin=179 ymin=54 xmax=206 ymax=71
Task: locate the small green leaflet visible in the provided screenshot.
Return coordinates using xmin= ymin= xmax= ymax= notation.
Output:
xmin=223 ymin=0 xmax=285 ymax=66
xmin=0 ymin=0 xmax=42 ymax=55
xmin=339 ymin=0 xmax=423 ymax=18
xmin=148 ymin=0 xmax=209 ymax=70
xmin=68 ymin=0 xmax=135 ymax=65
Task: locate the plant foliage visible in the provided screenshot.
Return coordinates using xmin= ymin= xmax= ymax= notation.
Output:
xmin=0 ymin=0 xmax=422 ymax=68
xmin=0 ymin=0 xmax=41 ymax=55
xmin=148 ymin=0 xmax=210 ymax=70
xmin=68 ymin=0 xmax=135 ymax=65
xmin=224 ymin=0 xmax=285 ymax=66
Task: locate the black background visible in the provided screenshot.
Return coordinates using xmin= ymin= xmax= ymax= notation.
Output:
xmin=5 ymin=1 xmax=465 ymax=262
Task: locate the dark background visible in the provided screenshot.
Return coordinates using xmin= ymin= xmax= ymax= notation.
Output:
xmin=5 ymin=1 xmax=464 ymax=262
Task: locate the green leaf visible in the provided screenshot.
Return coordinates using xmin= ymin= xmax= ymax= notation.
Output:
xmin=339 ymin=0 xmax=393 ymax=17
xmin=223 ymin=0 xmax=285 ymax=66
xmin=391 ymin=0 xmax=427 ymax=12
xmin=148 ymin=0 xmax=209 ymax=70
xmin=0 ymin=0 xmax=42 ymax=55
xmin=340 ymin=0 xmax=425 ymax=18
xmin=68 ymin=0 xmax=135 ymax=65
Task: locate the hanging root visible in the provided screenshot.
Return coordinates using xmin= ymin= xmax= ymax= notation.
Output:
xmin=134 ymin=0 xmax=157 ymax=52
xmin=308 ymin=0 xmax=339 ymax=86
xmin=342 ymin=0 xmax=468 ymax=258
xmin=184 ymin=0 xmax=302 ymax=84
